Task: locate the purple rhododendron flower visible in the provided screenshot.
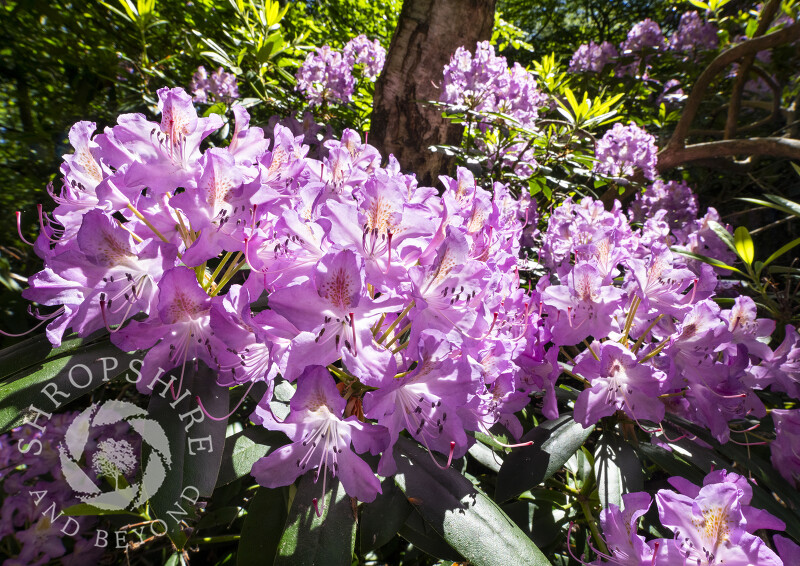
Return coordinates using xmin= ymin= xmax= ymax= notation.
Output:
xmin=629 ymin=180 xmax=698 ymax=232
xmin=621 ymin=19 xmax=666 ymax=52
xmin=593 ymin=123 xmax=658 ymax=180
xmin=343 ymin=34 xmax=386 ymax=80
xmin=593 ymin=469 xmax=786 ymax=565
xmin=296 ymin=46 xmax=355 ymax=106
xmin=569 ymin=41 xmax=618 ymax=73
xmin=771 ymin=408 xmax=800 ymax=486
xmin=251 ymin=366 xmax=389 ymax=503
xmin=656 ymin=480 xmax=782 ymax=565
xmin=573 ymin=341 xmax=666 ymax=426
xmin=670 ymin=11 xmax=719 ymax=55
xmin=190 ymin=65 xmax=239 ymax=104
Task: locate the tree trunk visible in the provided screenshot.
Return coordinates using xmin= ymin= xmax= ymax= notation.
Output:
xmin=370 ymin=0 xmax=496 ymax=187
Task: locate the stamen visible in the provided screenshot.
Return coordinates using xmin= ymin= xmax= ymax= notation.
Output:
xmin=16 ymin=212 xmax=36 ymax=246
xmin=312 ymin=498 xmax=322 ymax=518
xmin=564 ymin=522 xmax=594 ymax=566
xmin=478 ymin=422 xmax=534 ymax=449
xmin=424 ymin=440 xmax=456 ymax=471
xmin=386 ymin=231 xmax=393 ymax=271
xmin=0 ymin=307 xmax=62 ymax=337
xmin=349 ymin=313 xmax=357 ymax=357
xmin=195 ymin=381 xmax=255 ymax=421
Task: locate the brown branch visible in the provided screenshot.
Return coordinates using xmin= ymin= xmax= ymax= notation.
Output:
xmin=687 ymin=72 xmax=783 ymax=138
xmin=724 ymin=0 xmax=780 ymax=139
xmin=657 ymin=137 xmax=800 ymax=172
xmin=666 ymin=19 xmax=800 ymax=153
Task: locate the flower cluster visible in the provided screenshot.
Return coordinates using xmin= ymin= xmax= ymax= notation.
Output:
xmin=571 ymin=12 xmax=719 ymax=74
xmin=0 ymin=413 xmax=139 ymax=565
xmin=24 ymin=87 xmax=544 ymax=504
xmin=537 ymin=186 xmax=800 ymax=445
xmin=343 ymin=34 xmax=386 ymax=80
xmin=190 ymin=66 xmax=240 ymax=104
xmin=593 ymin=122 xmax=658 ymax=180
xmin=441 ymin=41 xmax=547 ymax=124
xmin=296 ymin=45 xmax=355 ymax=106
xmin=440 ymin=41 xmax=548 ymax=175
xmin=568 ymin=41 xmax=618 ymax=73
xmin=620 ymin=18 xmax=666 ymax=53
xmin=295 ymin=35 xmax=386 ymax=106
xmin=670 ymin=11 xmax=719 ymax=54
xmin=591 ymin=469 xmax=788 ymax=565
xmin=629 ymin=179 xmax=699 ymax=232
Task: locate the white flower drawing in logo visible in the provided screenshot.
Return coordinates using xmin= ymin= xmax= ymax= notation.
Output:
xmin=59 ymin=400 xmax=171 ymax=511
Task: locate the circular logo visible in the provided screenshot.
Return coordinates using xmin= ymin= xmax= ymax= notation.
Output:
xmin=59 ymin=400 xmax=172 ymax=511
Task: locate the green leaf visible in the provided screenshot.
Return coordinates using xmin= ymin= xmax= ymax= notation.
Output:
xmin=393 ymin=436 xmax=550 ymax=566
xmin=764 ymin=194 xmax=800 ymax=218
xmin=256 ymin=32 xmax=284 ymax=63
xmin=275 ymin=473 xmax=356 ymax=566
xmin=738 ymin=197 xmax=800 ymax=219
xmin=216 ymin=426 xmax=287 ymax=487
xmin=360 ymin=476 xmax=413 ymax=553
xmin=495 ymin=414 xmax=594 ymax=502
xmin=734 ymin=226 xmax=754 ymax=265
xmin=762 ymin=236 xmax=800 ymax=269
xmin=203 ymin=102 xmax=226 ymax=118
xmin=237 ymin=487 xmax=289 ymax=566
xmin=0 ymin=340 xmax=142 ymax=433
xmin=146 ymin=363 xmax=229 ymax=549
xmin=398 ymin=506 xmax=464 ymax=562
xmin=502 ymin=499 xmax=565 ymax=549
xmin=0 ymin=332 xmax=96 ymax=382
xmin=594 ymin=433 xmax=643 ymax=510
xmin=671 ymin=248 xmax=746 ymax=276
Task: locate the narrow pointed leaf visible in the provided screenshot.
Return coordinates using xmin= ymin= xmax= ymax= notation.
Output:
xmin=733 ymin=226 xmax=755 ymax=265
xmin=763 ymin=236 xmax=800 ymax=268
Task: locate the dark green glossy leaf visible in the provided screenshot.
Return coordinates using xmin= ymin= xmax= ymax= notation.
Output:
xmin=360 ymin=476 xmax=413 ymax=553
xmin=237 ymin=486 xmax=289 ymax=566
xmin=398 ymin=506 xmax=463 ymax=562
xmin=0 ymin=340 xmax=141 ymax=433
xmin=394 ymin=436 xmax=550 ymax=566
xmin=147 ymin=363 xmax=229 ymax=548
xmin=0 ymin=332 xmax=88 ymax=381
xmin=495 ymin=413 xmax=594 ymax=502
xmin=275 ymin=472 xmax=356 ymax=566
xmin=216 ymin=426 xmax=287 ymax=487
xmin=502 ymin=499 xmax=565 ymax=549
xmin=594 ymin=433 xmax=643 ymax=509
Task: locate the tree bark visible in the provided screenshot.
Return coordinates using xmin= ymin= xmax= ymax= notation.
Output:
xmin=370 ymin=0 xmax=496 ymax=187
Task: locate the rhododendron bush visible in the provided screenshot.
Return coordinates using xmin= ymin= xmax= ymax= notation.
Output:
xmin=1 ymin=0 xmax=800 ymax=565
